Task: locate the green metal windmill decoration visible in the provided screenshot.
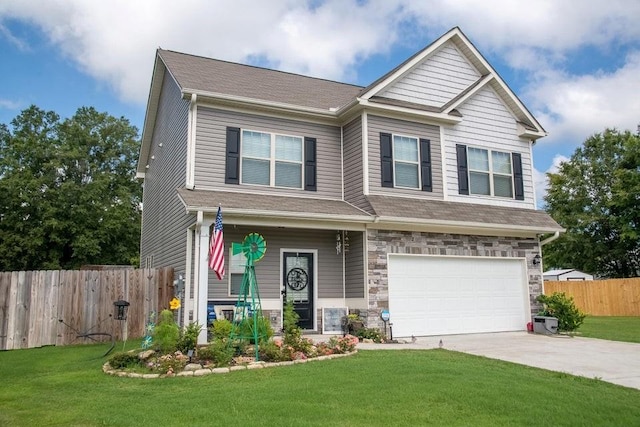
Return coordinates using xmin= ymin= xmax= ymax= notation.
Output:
xmin=228 ymin=233 xmax=267 ymax=360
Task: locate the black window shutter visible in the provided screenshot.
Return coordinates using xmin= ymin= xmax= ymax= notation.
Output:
xmin=225 ymin=127 xmax=240 ymax=184
xmin=380 ymin=133 xmax=393 ymax=187
xmin=456 ymin=144 xmax=469 ymax=195
xmin=512 ymin=152 xmax=524 ymax=200
xmin=304 ymin=137 xmax=317 ymax=191
xmin=420 ymin=138 xmax=432 ymax=192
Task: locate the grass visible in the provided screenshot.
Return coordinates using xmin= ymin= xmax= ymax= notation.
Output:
xmin=1 ymin=342 xmax=640 ymax=426
xmin=576 ymin=316 xmax=640 ymax=343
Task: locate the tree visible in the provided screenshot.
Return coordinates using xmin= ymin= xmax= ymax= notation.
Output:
xmin=544 ymin=128 xmax=640 ymax=278
xmin=0 ymin=105 xmax=142 ymax=271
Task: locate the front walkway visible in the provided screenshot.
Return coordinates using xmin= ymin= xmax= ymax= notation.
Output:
xmin=310 ymin=332 xmax=640 ymax=390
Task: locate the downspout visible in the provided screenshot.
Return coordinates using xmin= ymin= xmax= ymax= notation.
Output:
xmin=192 ymin=211 xmax=203 ymax=332
xmin=540 ymin=231 xmax=560 ymax=246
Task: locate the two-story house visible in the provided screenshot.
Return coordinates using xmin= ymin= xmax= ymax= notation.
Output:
xmin=138 ymin=27 xmax=563 ymax=343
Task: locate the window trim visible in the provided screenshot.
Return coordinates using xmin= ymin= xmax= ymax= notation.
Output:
xmin=466 ymin=146 xmax=514 ymax=198
xmin=391 ymin=133 xmax=421 ymax=189
xmin=228 ymin=247 xmax=245 ymax=297
xmin=239 ymin=129 xmax=304 ymax=189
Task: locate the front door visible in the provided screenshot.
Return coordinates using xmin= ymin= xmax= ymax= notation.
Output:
xmin=283 ymin=252 xmax=314 ymax=330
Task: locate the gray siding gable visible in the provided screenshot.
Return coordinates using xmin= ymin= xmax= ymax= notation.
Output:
xmin=379 ymin=41 xmax=480 ymax=108
xmin=140 ymin=72 xmax=194 ymax=271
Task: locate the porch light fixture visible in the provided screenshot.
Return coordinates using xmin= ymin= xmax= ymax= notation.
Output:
xmin=532 ymin=254 xmax=541 ymax=266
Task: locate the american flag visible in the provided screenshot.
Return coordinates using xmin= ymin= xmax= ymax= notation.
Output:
xmin=208 ymin=207 xmax=225 ymax=280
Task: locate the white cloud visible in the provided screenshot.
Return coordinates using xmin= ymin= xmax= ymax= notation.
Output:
xmin=0 ymin=98 xmax=22 ymax=110
xmin=526 ymin=51 xmax=640 ymax=148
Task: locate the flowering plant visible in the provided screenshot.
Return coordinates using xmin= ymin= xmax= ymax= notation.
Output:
xmin=169 ymin=297 xmax=181 ymax=310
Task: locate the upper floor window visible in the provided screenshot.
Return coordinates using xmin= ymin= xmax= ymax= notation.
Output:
xmin=468 ymin=147 xmax=513 ymax=197
xmin=241 ymin=130 xmax=303 ymax=189
xmin=380 ymin=132 xmax=432 ymax=192
xmin=225 ymin=127 xmax=317 ymax=192
xmin=456 ymin=144 xmax=524 ymax=200
xmin=393 ymin=135 xmax=420 ymax=189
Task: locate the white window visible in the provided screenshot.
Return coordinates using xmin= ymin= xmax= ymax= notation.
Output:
xmin=393 ymin=135 xmax=420 ymax=189
xmin=228 ymin=248 xmax=245 ymax=296
xmin=468 ymin=147 xmax=513 ymax=198
xmin=241 ymin=130 xmax=303 ymax=188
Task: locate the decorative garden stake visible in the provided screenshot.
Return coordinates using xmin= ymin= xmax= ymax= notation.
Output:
xmin=228 ymin=233 xmax=267 ymax=360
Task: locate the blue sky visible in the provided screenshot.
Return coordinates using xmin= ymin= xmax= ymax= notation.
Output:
xmin=1 ymin=0 xmax=639 ymax=206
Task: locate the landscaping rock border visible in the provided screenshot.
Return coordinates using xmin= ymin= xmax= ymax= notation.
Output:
xmin=102 ymin=350 xmax=357 ymax=379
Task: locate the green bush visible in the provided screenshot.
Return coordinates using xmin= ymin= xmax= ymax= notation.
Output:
xmin=537 ymin=292 xmax=586 ymax=332
xmin=176 ymin=322 xmax=201 ymax=352
xmin=197 ymin=340 xmax=234 ymax=367
xmin=108 ymin=351 xmax=140 ymax=369
xmin=258 ymin=340 xmax=286 ymax=362
xmin=237 ymin=316 xmax=274 ymax=343
xmin=210 ymin=319 xmax=232 ymax=341
xmin=283 ymin=300 xmax=301 ymax=347
xmin=154 ymin=309 xmax=180 ymax=353
xmin=356 ymin=328 xmax=384 ymax=343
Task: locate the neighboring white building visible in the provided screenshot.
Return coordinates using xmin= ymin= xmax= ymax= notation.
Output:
xmin=543 ymin=269 xmax=594 ymax=281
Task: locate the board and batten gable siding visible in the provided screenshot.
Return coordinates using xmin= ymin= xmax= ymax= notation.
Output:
xmin=342 ymin=117 xmax=371 ymax=212
xmin=207 ymin=226 xmax=345 ymax=301
xmin=378 ymin=41 xmax=481 ymax=108
xmin=367 ymin=114 xmax=443 ymax=199
xmin=194 ymin=107 xmax=343 ymax=199
xmin=140 ymin=73 xmax=194 ymax=271
xmin=444 ymin=86 xmax=536 ymax=208
xmin=345 ymin=231 xmax=365 ymax=298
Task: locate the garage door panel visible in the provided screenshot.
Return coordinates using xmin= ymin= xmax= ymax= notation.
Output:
xmin=388 ymin=255 xmax=528 ymax=337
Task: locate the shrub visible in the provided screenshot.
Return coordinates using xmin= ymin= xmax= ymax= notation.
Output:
xmin=356 ymin=328 xmax=384 ymax=343
xmin=210 ymin=318 xmax=232 ymax=341
xmin=537 ymin=292 xmax=586 ymax=332
xmin=108 ymin=351 xmax=140 ymax=369
xmin=237 ymin=316 xmax=274 ymax=343
xmin=154 ymin=309 xmax=180 ymax=353
xmin=283 ymin=300 xmax=301 ymax=347
xmin=177 ymin=322 xmax=201 ymax=353
xmin=328 ymin=334 xmax=359 ymax=354
xmin=258 ymin=340 xmax=286 ymax=362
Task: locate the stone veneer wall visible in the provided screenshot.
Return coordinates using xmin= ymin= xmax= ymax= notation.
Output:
xmin=366 ymin=229 xmax=543 ymax=330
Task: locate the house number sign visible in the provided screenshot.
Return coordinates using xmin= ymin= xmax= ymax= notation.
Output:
xmin=286 ymin=267 xmax=308 ymax=291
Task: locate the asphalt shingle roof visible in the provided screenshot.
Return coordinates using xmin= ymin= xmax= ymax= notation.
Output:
xmin=159 ymin=49 xmax=363 ymax=111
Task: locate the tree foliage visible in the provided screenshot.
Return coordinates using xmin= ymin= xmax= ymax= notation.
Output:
xmin=544 ymin=128 xmax=640 ymax=278
xmin=0 ymin=105 xmax=141 ymax=271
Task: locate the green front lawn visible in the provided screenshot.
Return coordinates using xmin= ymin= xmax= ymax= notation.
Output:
xmin=577 ymin=316 xmax=640 ymax=343
xmin=1 ymin=343 xmax=639 ymax=426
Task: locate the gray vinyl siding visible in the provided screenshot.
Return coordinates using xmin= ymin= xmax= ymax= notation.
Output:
xmin=344 ymin=231 xmax=364 ymax=298
xmin=444 ymin=86 xmax=536 ymax=208
xmin=367 ymin=114 xmax=443 ymax=199
xmin=195 ymin=107 xmax=342 ymax=199
xmin=140 ymin=73 xmax=194 ymax=272
xmin=343 ymin=117 xmax=370 ymax=211
xmin=207 ymin=226 xmax=344 ymax=301
xmin=379 ymin=41 xmax=480 ymax=108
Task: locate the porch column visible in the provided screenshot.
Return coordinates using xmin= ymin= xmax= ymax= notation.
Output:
xmin=196 ymin=218 xmax=214 ymax=344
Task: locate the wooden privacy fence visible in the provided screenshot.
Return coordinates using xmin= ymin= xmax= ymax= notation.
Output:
xmin=0 ymin=268 xmax=174 ymax=350
xmin=544 ymin=278 xmax=640 ymax=316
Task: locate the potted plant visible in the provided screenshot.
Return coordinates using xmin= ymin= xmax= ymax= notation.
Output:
xmin=341 ymin=313 xmax=364 ymax=336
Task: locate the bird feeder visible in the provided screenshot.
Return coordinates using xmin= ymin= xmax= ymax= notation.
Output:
xmin=113 ymin=300 xmax=130 ymax=320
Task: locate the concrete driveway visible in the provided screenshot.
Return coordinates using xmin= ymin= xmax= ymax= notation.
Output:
xmin=356 ymin=332 xmax=640 ymax=390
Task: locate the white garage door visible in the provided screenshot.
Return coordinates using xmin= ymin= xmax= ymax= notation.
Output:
xmin=387 ymin=255 xmax=529 ymax=337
